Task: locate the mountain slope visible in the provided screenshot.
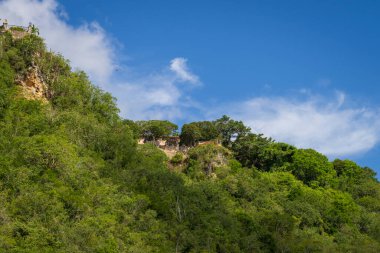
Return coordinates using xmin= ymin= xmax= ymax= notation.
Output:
xmin=0 ymin=29 xmax=379 ymax=253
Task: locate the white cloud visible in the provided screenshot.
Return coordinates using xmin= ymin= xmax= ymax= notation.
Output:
xmin=0 ymin=0 xmax=115 ymax=84
xmin=214 ymin=92 xmax=380 ymax=157
xmin=112 ymin=58 xmax=200 ymax=120
xmin=170 ymin=57 xmax=199 ymax=84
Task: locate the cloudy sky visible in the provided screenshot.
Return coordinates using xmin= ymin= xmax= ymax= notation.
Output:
xmin=1 ymin=0 xmax=379 ymax=173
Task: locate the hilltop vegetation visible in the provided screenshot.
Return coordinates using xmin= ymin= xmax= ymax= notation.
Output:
xmin=0 ymin=30 xmax=379 ymax=253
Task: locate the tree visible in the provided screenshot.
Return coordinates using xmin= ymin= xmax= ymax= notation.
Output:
xmin=262 ymin=142 xmax=296 ymax=171
xmin=137 ymin=120 xmax=178 ymax=141
xmin=213 ymin=115 xmax=251 ymax=147
xmin=123 ymin=119 xmax=141 ymax=139
xmin=291 ymin=149 xmax=336 ymax=187
xmin=0 ymin=60 xmax=14 ymax=118
xmin=179 ymin=123 xmax=202 ymax=146
xmin=194 ymin=121 xmax=219 ymax=141
xmin=179 ymin=121 xmax=221 ymax=147
xmin=231 ymin=133 xmax=273 ymax=169
xmin=187 ymin=144 xmax=231 ymax=176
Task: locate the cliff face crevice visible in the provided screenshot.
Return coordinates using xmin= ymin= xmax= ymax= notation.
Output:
xmin=17 ymin=67 xmax=48 ymax=103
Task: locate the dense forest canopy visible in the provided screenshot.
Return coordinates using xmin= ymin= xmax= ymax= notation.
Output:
xmin=0 ymin=29 xmax=379 ymax=252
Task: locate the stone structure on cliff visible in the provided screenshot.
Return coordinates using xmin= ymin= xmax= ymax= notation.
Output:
xmin=0 ymin=19 xmax=35 ymax=39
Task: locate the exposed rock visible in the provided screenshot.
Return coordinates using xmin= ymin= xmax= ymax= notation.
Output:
xmin=163 ymin=149 xmax=178 ymax=159
xmin=10 ymin=30 xmax=28 ymax=40
xmin=17 ymin=68 xmax=48 ymax=103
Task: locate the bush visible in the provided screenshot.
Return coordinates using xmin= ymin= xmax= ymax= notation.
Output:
xmin=170 ymin=152 xmax=184 ymax=164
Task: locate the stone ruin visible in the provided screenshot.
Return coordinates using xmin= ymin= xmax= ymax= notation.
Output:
xmin=0 ymin=19 xmax=36 ymax=39
xmin=0 ymin=19 xmax=48 ymax=102
xmin=138 ymin=136 xmax=221 ymax=152
xmin=139 ymin=136 xmax=182 ymax=151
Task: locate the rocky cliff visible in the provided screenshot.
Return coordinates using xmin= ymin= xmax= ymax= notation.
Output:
xmin=17 ymin=67 xmax=48 ymax=102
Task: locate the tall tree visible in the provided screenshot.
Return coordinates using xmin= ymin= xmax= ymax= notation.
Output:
xmin=180 ymin=123 xmax=202 ymax=146
xmin=214 ymin=115 xmax=250 ymax=147
xmin=137 ymin=120 xmax=178 ymax=141
xmin=291 ymin=149 xmax=336 ymax=187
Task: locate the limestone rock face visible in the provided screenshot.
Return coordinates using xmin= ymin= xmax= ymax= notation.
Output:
xmin=18 ymin=68 xmax=48 ymax=102
xmin=10 ymin=30 xmax=28 ymax=40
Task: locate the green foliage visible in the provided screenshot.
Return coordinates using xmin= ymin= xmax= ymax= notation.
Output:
xmin=136 ymin=120 xmax=178 ymax=141
xmin=170 ymin=152 xmax=184 ymax=164
xmin=187 ymin=144 xmax=231 ymax=177
xmin=0 ymin=60 xmax=15 ymax=118
xmin=193 ymin=121 xmax=219 ymax=141
xmin=37 ymin=51 xmax=71 ymax=85
xmin=291 ymin=149 xmax=336 ymax=186
xmin=123 ymin=119 xmax=141 ymax=139
xmin=180 ymin=120 xmax=219 ymax=146
xmin=49 ymin=71 xmax=119 ymax=123
xmin=9 ymin=26 xmax=25 ymax=32
xmin=179 ymin=123 xmax=202 ymax=146
xmin=214 ymin=115 xmax=251 ymax=147
xmin=179 ymin=116 xmax=250 ymax=147
xmin=333 ymin=159 xmax=380 ymax=212
xmin=0 ymin=30 xmax=379 ymax=252
xmin=232 ymin=133 xmax=274 ymax=169
xmin=0 ymin=59 xmax=15 ymax=87
xmin=6 ymin=34 xmax=45 ymax=74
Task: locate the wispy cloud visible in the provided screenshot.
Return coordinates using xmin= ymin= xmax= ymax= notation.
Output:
xmin=112 ymin=58 xmax=200 ymax=120
xmin=170 ymin=57 xmax=199 ymax=84
xmin=211 ymin=92 xmax=380 ymax=156
xmin=0 ymin=0 xmax=115 ymax=84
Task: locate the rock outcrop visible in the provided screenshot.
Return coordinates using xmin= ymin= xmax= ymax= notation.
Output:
xmin=17 ymin=68 xmax=48 ymax=103
xmin=10 ymin=30 xmax=29 ymax=39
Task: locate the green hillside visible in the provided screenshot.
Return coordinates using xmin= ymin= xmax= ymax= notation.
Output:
xmin=0 ymin=29 xmax=379 ymax=253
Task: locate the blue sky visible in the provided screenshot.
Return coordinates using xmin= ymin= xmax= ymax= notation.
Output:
xmin=1 ymin=0 xmax=379 ymax=175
